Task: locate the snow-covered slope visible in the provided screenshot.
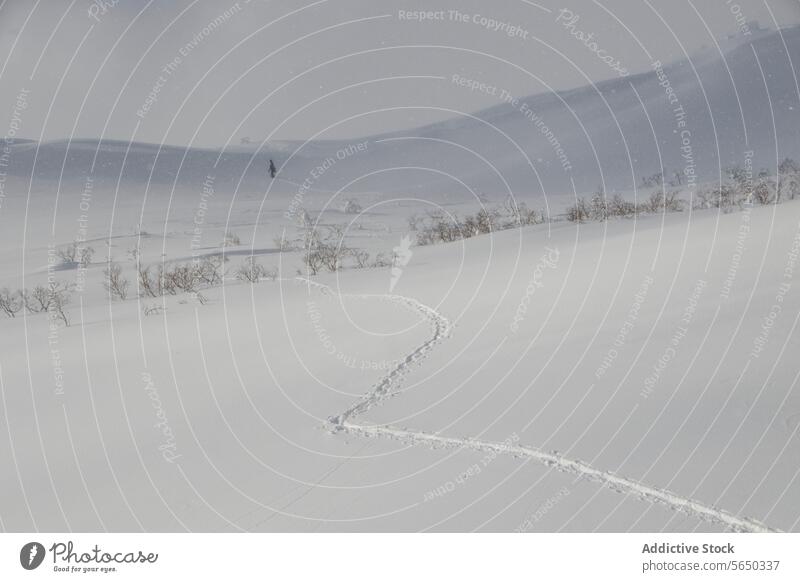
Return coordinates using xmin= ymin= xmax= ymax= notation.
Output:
xmin=1 ymin=176 xmax=799 ymax=531
xmin=1 ymin=24 xmax=799 ymax=534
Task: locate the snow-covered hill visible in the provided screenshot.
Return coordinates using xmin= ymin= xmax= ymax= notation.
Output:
xmin=4 ymin=26 xmax=800 ymax=204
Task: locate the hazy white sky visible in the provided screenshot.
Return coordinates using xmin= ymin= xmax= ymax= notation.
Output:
xmin=0 ymin=0 xmax=798 ymax=146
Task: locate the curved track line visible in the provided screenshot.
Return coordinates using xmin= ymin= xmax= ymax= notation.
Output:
xmin=342 ymin=424 xmax=775 ymax=533
xmin=299 ymin=278 xmax=777 ymax=532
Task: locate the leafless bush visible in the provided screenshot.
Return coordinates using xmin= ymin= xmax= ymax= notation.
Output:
xmin=25 ymin=286 xmax=53 ymax=312
xmin=223 ymin=231 xmax=241 ymax=247
xmin=293 ymin=207 xmax=312 ymax=228
xmin=416 ymin=202 xmax=546 ymax=245
xmin=753 ymin=170 xmax=776 ymax=205
xmin=695 ymin=184 xmax=737 ymax=210
xmin=195 ymin=255 xmax=224 ymax=286
xmin=22 ymin=282 xmax=72 ymax=324
xmin=477 ymin=208 xmax=500 ymax=233
xmin=778 ymin=158 xmax=800 ymax=201
xmin=79 ymin=245 xmax=94 ymax=267
xmin=589 ymin=191 xmax=609 ymax=221
xmin=235 ymin=256 xmax=269 ymax=283
xmin=351 ymin=248 xmax=370 ymax=268
xmin=56 ymin=241 xmax=93 ymax=268
xmin=640 ymin=190 xmax=683 ymax=214
xmin=343 ymin=198 xmax=362 ymax=214
xmin=273 ymin=233 xmax=295 ymax=251
xmin=566 ymin=198 xmax=591 ymax=223
xmin=137 ymin=263 xmax=161 ymax=297
xmin=104 ymin=263 xmax=129 ymax=300
xmin=608 ymin=193 xmax=637 ymax=217
xmin=301 ymin=229 xmax=324 ymax=275
xmin=320 ymin=242 xmax=348 ymax=272
xmin=164 ymin=264 xmax=199 ymax=294
xmin=56 ymin=242 xmax=78 ymax=264
xmin=415 ymin=226 xmax=438 ymax=246
xmin=417 ymin=210 xmax=463 ymax=244
xmin=641 ymin=172 xmax=664 ymax=188
xmin=302 ymin=226 xmax=349 ymax=274
xmin=49 ymin=283 xmax=72 ymax=326
xmin=143 ymin=303 xmax=164 ymax=316
xmin=502 ymin=199 xmax=543 ymax=227
xmin=372 ymin=252 xmax=391 ymax=267
xmin=0 ymin=288 xmax=23 ymax=318
xmin=138 ymin=259 xmax=220 ymax=297
xmin=662 ymin=190 xmax=684 ymax=212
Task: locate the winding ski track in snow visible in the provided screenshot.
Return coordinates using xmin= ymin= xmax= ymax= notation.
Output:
xmin=300 ymin=279 xmax=777 ymax=533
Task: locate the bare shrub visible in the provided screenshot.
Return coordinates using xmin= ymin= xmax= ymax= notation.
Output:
xmin=79 ymin=245 xmax=94 ymax=267
xmin=138 ymin=259 xmax=224 ymax=297
xmin=415 ymin=201 xmax=546 ymax=245
xmin=159 ymin=265 xmax=178 ymax=295
xmin=476 ymin=208 xmax=499 ymax=233
xmin=21 ymin=283 xmax=72 ymax=324
xmin=301 ymin=229 xmax=324 ymax=275
xmin=728 ymin=165 xmax=750 ymax=195
xmin=56 ymin=242 xmax=78 ymax=264
xmin=235 ymin=256 xmax=268 ymax=283
xmin=641 ymin=190 xmax=683 ymax=214
xmin=25 ymin=286 xmax=53 ymax=312
xmin=223 ymin=231 xmax=241 ymax=247
xmin=302 ymin=227 xmax=349 ymax=274
xmin=293 ymin=207 xmax=312 ymax=228
xmin=662 ymin=190 xmax=684 ymax=212
xmin=320 ymin=242 xmax=348 ymax=272
xmin=753 ymin=170 xmax=776 ymax=205
xmin=103 ymin=263 xmax=129 ymax=300
xmin=641 ymin=172 xmax=664 ymax=188
xmin=566 ymin=198 xmax=590 ymax=223
xmin=372 ymin=252 xmax=391 ymax=267
xmin=502 ymin=199 xmax=543 ymax=227
xmin=407 ymin=214 xmax=422 ymax=231
xmin=351 ymin=248 xmax=370 ymax=268
xmin=0 ymin=288 xmax=23 ymax=318
xmin=143 ymin=303 xmax=164 ymax=316
xmin=417 ymin=210 xmax=462 ymax=244
xmin=778 ymin=158 xmax=800 ymax=201
xmin=695 ymin=184 xmax=737 ymax=210
xmin=274 ymin=233 xmax=295 ymax=251
xmin=415 ymin=226 xmax=438 ymax=246
xmin=343 ymin=198 xmax=362 ymax=214
xmin=195 ymin=255 xmax=224 ymax=286
xmin=49 ymin=282 xmax=72 ymax=326
xmin=138 ymin=263 xmax=160 ymax=297
xmin=589 ymin=191 xmax=609 ymax=221
xmin=164 ymin=264 xmax=199 ymax=294
xmin=608 ymin=193 xmax=636 ymax=217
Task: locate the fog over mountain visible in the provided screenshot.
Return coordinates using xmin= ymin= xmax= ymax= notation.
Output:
xmin=3 ymin=23 xmax=800 ymax=201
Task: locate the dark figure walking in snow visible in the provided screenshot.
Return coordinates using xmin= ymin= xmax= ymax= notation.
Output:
xmin=269 ymin=159 xmax=277 ymax=179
